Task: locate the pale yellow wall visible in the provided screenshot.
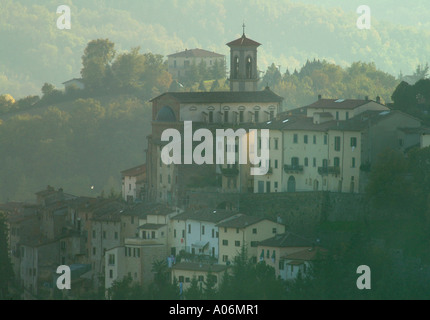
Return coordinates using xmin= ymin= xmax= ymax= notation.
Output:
xmin=218 ymin=220 xmax=285 ymax=264
xmin=422 ymin=134 xmax=430 ymax=148
xmin=171 ymin=268 xmax=226 ymax=290
xmin=258 ymin=245 xmax=312 ymax=277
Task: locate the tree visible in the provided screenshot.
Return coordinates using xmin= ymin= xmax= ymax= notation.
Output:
xmin=185 ymin=276 xmax=203 ymax=300
xmin=365 ymin=148 xmax=411 ymax=214
xmin=203 ymin=272 xmax=217 ymax=299
xmin=41 ymin=83 xmax=55 ymax=97
xmin=81 ymin=39 xmax=116 ymax=92
xmin=111 ymin=47 xmax=146 ymax=91
xmin=0 ymin=213 xmax=14 ymax=299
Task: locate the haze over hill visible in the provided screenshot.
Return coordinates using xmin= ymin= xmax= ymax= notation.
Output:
xmin=1 ymin=0 xmax=430 ymax=98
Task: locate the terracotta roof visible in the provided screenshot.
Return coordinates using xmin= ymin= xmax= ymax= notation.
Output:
xmin=172 ymin=262 xmax=228 ymax=273
xmin=124 ymin=202 xmax=177 ymax=217
xmin=226 ymin=34 xmax=261 ymax=47
xmin=283 ymin=247 xmax=326 ymax=261
xmin=137 ymin=223 xmax=166 ymax=230
xmin=62 ymin=78 xmax=83 ymax=84
xmin=121 ymin=164 xmax=146 ymax=177
xmin=216 ymin=214 xmax=267 ymax=229
xmin=173 ymin=208 xmax=239 ymax=223
xmin=258 ymin=232 xmax=314 ymax=248
xmin=167 ymin=48 xmax=224 ymax=58
xmin=150 ymin=87 xmax=283 ymax=103
xmin=305 ymin=99 xmax=376 ymax=110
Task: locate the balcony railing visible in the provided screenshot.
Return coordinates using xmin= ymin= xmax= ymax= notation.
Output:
xmin=318 ymin=166 xmax=340 ymax=175
xmin=221 ymin=166 xmax=239 ymax=177
xmin=283 ymin=164 xmax=304 ymax=173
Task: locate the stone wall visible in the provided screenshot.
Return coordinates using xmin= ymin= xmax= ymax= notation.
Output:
xmin=186 ymin=190 xmax=371 ymax=233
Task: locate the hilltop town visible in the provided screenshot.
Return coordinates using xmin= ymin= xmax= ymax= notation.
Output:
xmin=2 ymin=30 xmax=430 ymax=300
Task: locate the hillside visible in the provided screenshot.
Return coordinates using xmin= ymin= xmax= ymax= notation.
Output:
xmin=1 ymin=0 xmax=430 ymax=98
xmin=0 ymin=95 xmax=151 ymax=202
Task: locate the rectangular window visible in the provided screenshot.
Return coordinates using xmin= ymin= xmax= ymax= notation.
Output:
xmin=108 ymin=254 xmax=115 ymax=265
xmin=222 ymin=255 xmax=228 ymax=262
xmin=212 ymin=229 xmax=215 ymax=238
xmin=313 ymin=135 xmax=316 ymax=144
xmin=236 ymin=228 xmax=239 ymax=234
xmin=275 ymin=159 xmax=278 ymax=169
xmin=209 ymin=111 xmax=213 ymax=123
xmin=174 ymin=229 xmax=177 ymax=238
xmin=270 ymin=110 xmax=274 ymax=120
xmin=202 ymin=226 xmax=205 ymax=235
xmin=346 ymin=112 xmax=349 ymax=120
xmin=137 ymin=248 xmax=140 ymax=258
xmin=182 ymin=230 xmax=185 ymax=238
xmin=279 ymin=260 xmax=285 ymax=270
xmin=336 ymin=111 xmax=339 ymax=120
xmin=313 ymin=158 xmax=317 ymax=167
xmin=250 ymin=241 xmax=258 ymax=247
xmin=93 ymin=247 xmax=96 ymax=256
xmin=239 ymin=110 xmax=244 ymax=123
xmin=324 ymin=135 xmax=328 ymax=145
xmin=335 ymin=136 xmax=341 ymax=151
xmin=351 ymin=137 xmax=357 ymax=148
xmin=293 ymin=134 xmax=298 ymax=144
xmin=274 ymin=182 xmax=278 ymax=189
xmin=272 ymin=228 xmax=277 ymax=234
xmin=109 ymin=270 xmax=113 ymax=279
xmin=222 ymin=240 xmax=228 ymax=246
xmin=304 ymin=135 xmax=308 ymax=144
xmin=334 ymin=157 xmax=340 ymax=167
xmin=235 ymin=241 xmax=241 ymax=247
xmin=114 ymin=232 xmax=118 ymax=240
xmin=304 ymin=157 xmax=308 ymax=167
xmin=352 ymin=157 xmax=356 ymax=168
xmin=188 ymin=224 xmax=191 ymax=234
xmin=254 ymin=111 xmax=259 ymax=122
xmin=224 ymin=111 xmax=229 ymax=123
xmin=274 ymin=138 xmax=279 ymax=150
xmin=252 ymin=228 xmax=257 ymax=234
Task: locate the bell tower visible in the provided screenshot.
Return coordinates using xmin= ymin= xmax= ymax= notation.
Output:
xmin=226 ymin=24 xmax=261 ymax=92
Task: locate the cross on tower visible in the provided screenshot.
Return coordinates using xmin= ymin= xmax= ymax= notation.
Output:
xmin=242 ymin=22 xmax=246 ymax=36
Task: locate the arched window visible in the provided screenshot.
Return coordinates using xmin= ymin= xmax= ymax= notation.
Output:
xmin=233 ymin=56 xmax=239 ymax=78
xmin=246 ymin=56 xmax=252 ymax=79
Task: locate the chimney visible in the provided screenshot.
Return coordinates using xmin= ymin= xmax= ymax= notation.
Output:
xmin=318 ymin=94 xmax=322 ymax=100
xmin=376 ymin=96 xmax=381 ymax=103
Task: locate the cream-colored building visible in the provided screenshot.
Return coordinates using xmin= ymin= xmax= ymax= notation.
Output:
xmin=167 ymin=48 xmax=225 ymax=80
xmin=171 ymin=262 xmax=229 ymax=291
xmin=105 ymin=242 xmax=167 ymax=295
xmin=216 ymin=215 xmax=285 ymax=265
xmin=257 ymin=232 xmax=315 ymax=279
xmin=247 ymin=98 xmax=423 ymax=194
xmin=121 ymin=164 xmax=146 ymax=203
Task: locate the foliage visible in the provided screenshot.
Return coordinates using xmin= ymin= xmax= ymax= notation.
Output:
xmin=0 ymin=213 xmax=14 ymax=299
xmin=262 ymin=59 xmax=399 ymax=109
xmin=365 ymin=148 xmax=412 ymax=214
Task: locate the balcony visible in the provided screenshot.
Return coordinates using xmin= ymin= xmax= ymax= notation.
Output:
xmin=318 ymin=166 xmax=340 ymax=175
xmin=221 ymin=166 xmax=239 ymax=177
xmin=283 ymin=164 xmax=304 ymax=173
